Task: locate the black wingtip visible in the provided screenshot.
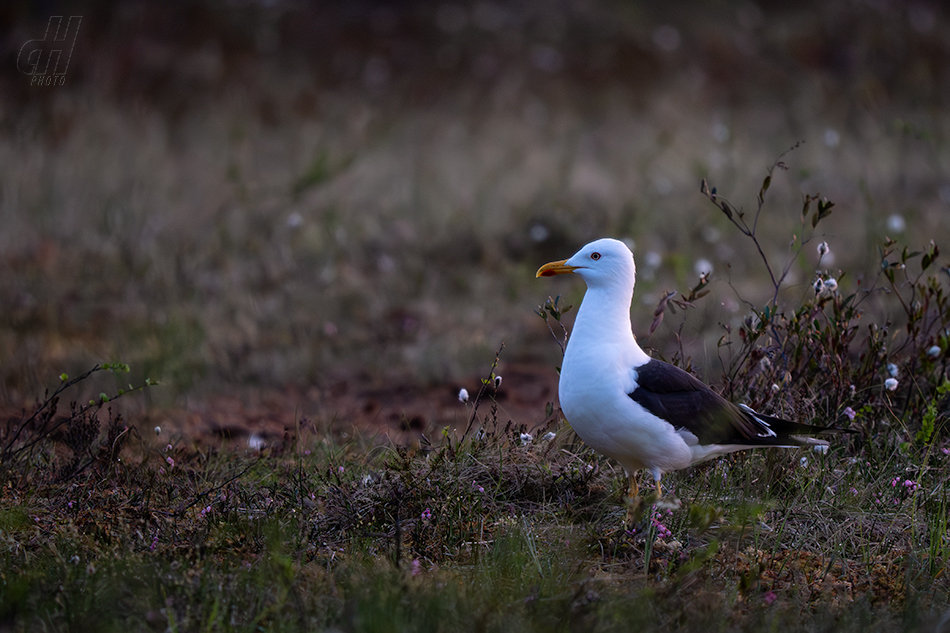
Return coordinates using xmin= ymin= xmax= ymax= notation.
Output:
xmin=752 ymin=411 xmax=857 ymax=442
xmin=813 ymin=426 xmax=859 ymax=436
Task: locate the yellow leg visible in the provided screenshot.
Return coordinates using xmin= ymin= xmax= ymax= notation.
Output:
xmin=628 ymin=475 xmax=639 ymax=501
xmin=656 ymin=479 xmax=663 ymax=499
xmin=625 ymin=474 xmax=640 ymax=526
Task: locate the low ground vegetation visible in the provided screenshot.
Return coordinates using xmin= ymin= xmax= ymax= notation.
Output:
xmin=2 ymin=166 xmax=949 ymax=631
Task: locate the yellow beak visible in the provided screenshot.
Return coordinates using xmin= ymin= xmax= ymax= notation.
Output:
xmin=536 ymin=259 xmax=579 ymax=278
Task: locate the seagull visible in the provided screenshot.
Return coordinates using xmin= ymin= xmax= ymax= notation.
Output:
xmin=537 ymin=238 xmax=837 ymax=517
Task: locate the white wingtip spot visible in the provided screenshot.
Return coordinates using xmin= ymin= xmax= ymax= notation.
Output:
xmin=738 ymin=403 xmax=777 ymax=438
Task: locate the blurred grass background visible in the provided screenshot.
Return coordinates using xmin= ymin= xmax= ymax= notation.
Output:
xmin=1 ymin=0 xmax=948 ymax=410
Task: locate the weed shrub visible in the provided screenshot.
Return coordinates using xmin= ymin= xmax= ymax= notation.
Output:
xmin=692 ymin=149 xmax=949 ymax=451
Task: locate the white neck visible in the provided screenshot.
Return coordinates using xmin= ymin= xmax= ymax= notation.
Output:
xmin=573 ymin=284 xmax=632 ymax=340
xmin=565 ymin=284 xmax=650 ymax=367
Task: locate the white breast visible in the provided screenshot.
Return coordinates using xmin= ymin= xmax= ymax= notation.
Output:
xmin=559 ymin=340 xmax=692 ymax=477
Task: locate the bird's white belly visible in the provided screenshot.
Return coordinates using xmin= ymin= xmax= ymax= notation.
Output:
xmin=559 ymin=350 xmax=693 ymax=477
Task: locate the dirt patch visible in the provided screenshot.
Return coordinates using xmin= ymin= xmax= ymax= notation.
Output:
xmin=145 ymin=361 xmax=559 ymax=450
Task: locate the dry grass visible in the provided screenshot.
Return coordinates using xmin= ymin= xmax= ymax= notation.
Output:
xmin=0 ymin=373 xmax=947 ymax=631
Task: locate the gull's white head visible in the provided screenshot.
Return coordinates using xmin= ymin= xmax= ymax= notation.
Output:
xmin=536 ymin=238 xmax=636 ymax=291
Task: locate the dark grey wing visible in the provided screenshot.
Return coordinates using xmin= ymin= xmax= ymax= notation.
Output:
xmin=628 ymin=360 xmax=810 ymax=446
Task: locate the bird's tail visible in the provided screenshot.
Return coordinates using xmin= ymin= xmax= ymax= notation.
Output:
xmin=738 ymin=404 xmax=855 ymax=446
xmin=756 ymin=411 xmax=856 ymax=446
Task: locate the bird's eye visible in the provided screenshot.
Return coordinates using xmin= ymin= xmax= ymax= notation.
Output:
xmin=590 ymin=252 xmax=601 ymax=260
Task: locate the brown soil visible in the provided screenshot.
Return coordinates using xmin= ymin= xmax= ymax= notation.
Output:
xmin=146 ymin=361 xmax=559 ymax=450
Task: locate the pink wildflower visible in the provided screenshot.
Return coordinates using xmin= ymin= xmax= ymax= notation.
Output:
xmin=651 ymin=511 xmax=672 ymax=539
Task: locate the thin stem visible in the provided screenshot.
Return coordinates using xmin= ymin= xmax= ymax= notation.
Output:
xmin=2 ymin=365 xmax=102 ymax=458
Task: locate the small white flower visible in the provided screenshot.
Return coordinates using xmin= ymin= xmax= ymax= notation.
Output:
xmin=248 ymin=434 xmax=266 ymax=450
xmin=458 ymin=388 xmax=469 ymax=403
xmin=927 ymin=345 xmax=942 ymax=358
xmin=800 ymin=456 xmax=809 ymax=468
xmin=702 ymin=226 xmax=721 ymax=243
xmin=529 ymin=224 xmax=549 ymax=242
xmin=711 ymin=120 xmax=730 ymax=143
xmin=694 ymin=258 xmax=713 ymax=276
xmin=493 ymin=375 xmax=502 ymax=388
xmin=520 ymin=433 xmax=533 ymax=444
xmin=886 ymin=363 xmax=899 ymax=378
xmin=817 ymin=241 xmax=829 ymax=257
xmin=813 ymin=278 xmax=824 ymax=294
xmin=286 ymin=212 xmax=304 ymax=229
xmin=771 ymin=384 xmax=780 ymax=393
xmin=885 ymin=377 xmax=899 ymax=391
xmin=645 ymin=251 xmax=662 ymax=269
xmin=813 ymin=444 xmax=829 ymax=454
xmin=541 ymin=431 xmax=556 ymax=442
xmin=823 ymin=278 xmax=838 ymax=291
xmin=823 ymin=128 xmax=840 ymax=148
xmin=154 ymin=426 xmax=161 ymax=435
xmin=886 ymin=214 xmax=906 ymax=233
